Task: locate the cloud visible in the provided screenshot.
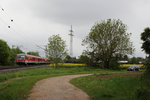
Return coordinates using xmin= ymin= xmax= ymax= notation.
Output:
xmin=0 ymin=0 xmax=149 ymax=57
xmin=22 ymin=0 xmax=135 ymax=25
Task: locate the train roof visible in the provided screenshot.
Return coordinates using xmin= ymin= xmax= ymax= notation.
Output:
xmin=17 ymin=53 xmax=48 ymax=59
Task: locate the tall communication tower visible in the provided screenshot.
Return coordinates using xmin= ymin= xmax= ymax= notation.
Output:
xmin=69 ymin=25 xmax=74 ymax=57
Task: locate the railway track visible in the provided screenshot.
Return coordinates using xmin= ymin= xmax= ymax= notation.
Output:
xmin=0 ymin=65 xmax=49 ymax=74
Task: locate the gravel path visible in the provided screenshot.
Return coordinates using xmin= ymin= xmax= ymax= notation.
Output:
xmin=28 ymin=74 xmax=91 ymax=100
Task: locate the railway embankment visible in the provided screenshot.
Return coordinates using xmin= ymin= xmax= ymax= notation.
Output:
xmin=0 ymin=65 xmax=49 ymax=74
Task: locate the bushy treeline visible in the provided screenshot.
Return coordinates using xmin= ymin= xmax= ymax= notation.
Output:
xmin=0 ymin=39 xmax=23 ymax=66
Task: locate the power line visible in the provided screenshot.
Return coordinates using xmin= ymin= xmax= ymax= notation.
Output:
xmin=0 ymin=5 xmax=46 ymax=54
xmin=0 ymin=5 xmax=13 ymax=22
xmin=0 ymin=6 xmax=13 ymax=28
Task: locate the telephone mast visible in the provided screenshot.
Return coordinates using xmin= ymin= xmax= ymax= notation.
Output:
xmin=69 ymin=25 xmax=74 ymax=57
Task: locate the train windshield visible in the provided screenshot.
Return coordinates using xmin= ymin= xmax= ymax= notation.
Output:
xmin=17 ymin=55 xmax=25 ymax=60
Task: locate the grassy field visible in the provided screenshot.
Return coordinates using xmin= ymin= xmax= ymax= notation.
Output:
xmin=0 ymin=64 xmax=144 ymax=100
xmin=71 ymin=73 xmax=143 ymax=100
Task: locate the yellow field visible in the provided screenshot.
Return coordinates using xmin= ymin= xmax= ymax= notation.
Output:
xmin=50 ymin=63 xmax=85 ymax=67
xmin=50 ymin=63 xmax=144 ymax=68
xmin=120 ymin=64 xmax=144 ymax=68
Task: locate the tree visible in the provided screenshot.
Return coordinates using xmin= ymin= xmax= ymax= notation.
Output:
xmin=82 ymin=19 xmax=134 ymax=69
xmin=64 ymin=55 xmax=72 ymax=63
xmin=45 ymin=34 xmax=67 ymax=68
xmin=141 ymin=27 xmax=150 ymax=72
xmin=129 ymin=57 xmax=139 ymax=64
xmin=78 ymin=55 xmax=88 ymax=63
xmin=64 ymin=55 xmax=79 ymax=63
xmin=27 ymin=51 xmax=40 ymax=56
xmin=78 ymin=51 xmax=99 ymax=67
xmin=10 ymin=46 xmax=24 ymax=65
xmin=123 ymin=55 xmax=129 ymax=61
xmin=78 ymin=54 xmax=91 ymax=65
xmin=0 ymin=39 xmax=10 ymax=65
xmin=115 ymin=54 xmax=128 ymax=61
xmin=141 ymin=27 xmax=150 ymax=54
xmin=137 ymin=27 xmax=150 ymax=100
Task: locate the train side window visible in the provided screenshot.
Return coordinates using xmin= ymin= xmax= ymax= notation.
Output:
xmin=33 ymin=57 xmax=35 ymax=60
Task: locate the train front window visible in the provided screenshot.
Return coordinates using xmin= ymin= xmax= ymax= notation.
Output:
xmin=17 ymin=55 xmax=25 ymax=60
xmin=26 ymin=56 xmax=28 ymax=59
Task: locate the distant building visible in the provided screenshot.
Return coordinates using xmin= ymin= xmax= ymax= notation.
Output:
xmin=118 ymin=60 xmax=128 ymax=64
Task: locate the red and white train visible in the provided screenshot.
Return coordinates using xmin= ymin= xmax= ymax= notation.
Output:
xmin=16 ymin=54 xmax=50 ymax=65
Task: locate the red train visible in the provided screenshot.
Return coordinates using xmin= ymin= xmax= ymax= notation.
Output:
xmin=16 ymin=54 xmax=50 ymax=65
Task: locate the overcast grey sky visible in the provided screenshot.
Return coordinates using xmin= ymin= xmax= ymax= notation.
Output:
xmin=0 ymin=0 xmax=149 ymax=58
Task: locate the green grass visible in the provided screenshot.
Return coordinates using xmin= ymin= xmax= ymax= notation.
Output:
xmin=0 ymin=66 xmax=128 ymax=100
xmin=0 ymin=76 xmax=47 ymax=100
xmin=71 ymin=74 xmax=143 ymax=100
xmin=0 ymin=66 xmax=144 ymax=100
xmin=0 ymin=66 xmax=128 ymax=82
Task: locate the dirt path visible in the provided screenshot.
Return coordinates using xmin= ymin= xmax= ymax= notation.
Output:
xmin=95 ymin=72 xmax=143 ymax=79
xmin=28 ymin=74 xmax=91 ymax=100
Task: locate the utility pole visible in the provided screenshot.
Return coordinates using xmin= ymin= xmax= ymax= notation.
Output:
xmin=69 ymin=25 xmax=74 ymax=57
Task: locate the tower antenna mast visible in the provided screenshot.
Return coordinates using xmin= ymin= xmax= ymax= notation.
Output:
xmin=69 ymin=25 xmax=74 ymax=57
